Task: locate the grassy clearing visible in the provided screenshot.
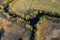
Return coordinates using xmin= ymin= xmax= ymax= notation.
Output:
xmin=9 ymin=0 xmax=60 ymax=14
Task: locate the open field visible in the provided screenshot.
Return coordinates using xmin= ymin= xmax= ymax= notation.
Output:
xmin=9 ymin=0 xmax=60 ymax=14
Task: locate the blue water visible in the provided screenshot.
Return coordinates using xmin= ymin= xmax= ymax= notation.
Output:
xmin=27 ymin=11 xmax=44 ymax=40
xmin=3 ymin=5 xmax=9 ymax=12
xmin=27 ymin=11 xmax=60 ymax=40
xmin=28 ymin=12 xmax=43 ymax=27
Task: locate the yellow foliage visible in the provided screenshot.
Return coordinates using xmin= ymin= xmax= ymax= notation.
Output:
xmin=25 ymin=15 xmax=30 ymax=20
xmin=16 ymin=18 xmax=23 ymax=23
xmin=33 ymin=10 xmax=38 ymax=15
xmin=26 ymin=23 xmax=32 ymax=30
xmin=9 ymin=0 xmax=17 ymax=13
xmin=35 ymin=17 xmax=47 ymax=40
xmin=40 ymin=17 xmax=47 ymax=23
xmin=35 ymin=23 xmax=42 ymax=40
xmin=20 ymin=14 xmax=25 ymax=18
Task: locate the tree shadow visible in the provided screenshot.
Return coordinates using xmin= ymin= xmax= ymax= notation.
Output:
xmin=0 ymin=27 xmax=5 ymax=40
